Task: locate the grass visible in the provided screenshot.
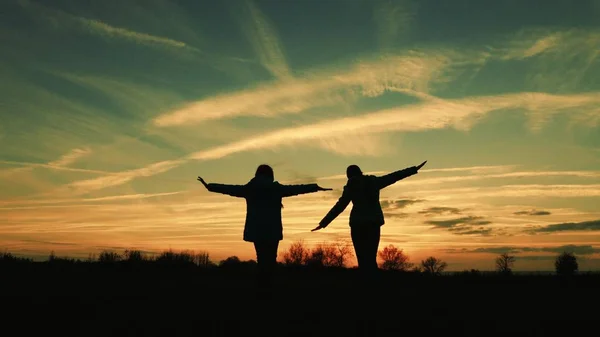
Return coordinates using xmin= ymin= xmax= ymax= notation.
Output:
xmin=1 ymin=250 xmax=598 ymax=336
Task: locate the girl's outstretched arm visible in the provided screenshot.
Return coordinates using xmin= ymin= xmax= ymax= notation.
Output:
xmin=279 ymin=183 xmax=332 ymax=198
xmin=197 ymin=176 xmax=246 ymax=198
xmin=377 ymin=160 xmax=427 ymax=190
xmin=312 ymin=185 xmax=351 ymax=231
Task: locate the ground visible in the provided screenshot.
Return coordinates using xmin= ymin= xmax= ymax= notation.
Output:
xmin=2 ymin=263 xmax=599 ymax=336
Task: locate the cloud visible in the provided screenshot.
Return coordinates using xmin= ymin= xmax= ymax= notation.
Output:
xmin=424 ymin=215 xmax=492 ymax=236
xmin=78 ymin=18 xmax=191 ymax=50
xmin=380 ymin=198 xmax=424 ymax=209
xmin=447 ymin=245 xmax=600 ymax=256
xmin=448 ymin=227 xmax=493 ymax=236
xmin=395 ymin=170 xmax=600 ymax=188
xmin=315 ymin=133 xmax=396 ymax=157
xmin=61 ymin=159 xmax=186 ymax=195
xmin=152 ymin=52 xmax=450 ymax=127
xmin=373 ymin=0 xmax=415 ymax=50
xmin=421 ymin=165 xmax=518 ymax=174
xmin=43 ymin=24 xmax=600 ymax=196
xmin=235 ymin=0 xmax=291 ymax=80
xmin=0 ymin=147 xmax=100 ymax=179
xmin=0 ymin=192 xmax=185 ymax=210
xmin=316 ymin=165 xmax=517 ymax=181
xmin=182 ymin=91 xmax=600 ymax=161
xmin=17 ymin=0 xmax=198 ymax=51
xmin=20 ymin=239 xmax=77 ymax=246
xmin=528 ymin=219 xmax=600 ymax=233
xmin=514 ymin=210 xmax=551 ymax=216
xmin=384 ymin=212 xmax=410 ymax=219
xmin=501 ymin=28 xmax=600 ymax=92
xmin=152 ymin=27 xmax=600 ymax=127
xmin=47 ymin=147 xmax=92 ymax=167
xmin=409 ymin=184 xmax=600 ymax=200
xmin=445 ymin=246 xmax=518 ymax=254
xmin=419 ymin=207 xmax=463 ymax=216
xmin=425 ymin=216 xmax=491 ymax=229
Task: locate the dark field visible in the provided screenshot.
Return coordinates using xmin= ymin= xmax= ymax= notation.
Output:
xmin=2 ymin=259 xmax=599 ymax=337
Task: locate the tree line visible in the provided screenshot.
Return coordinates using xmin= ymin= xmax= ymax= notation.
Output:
xmin=0 ymin=240 xmax=581 ymax=276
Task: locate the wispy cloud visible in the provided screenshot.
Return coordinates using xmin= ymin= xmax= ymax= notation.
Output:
xmin=392 ymin=170 xmax=600 ymax=187
xmin=184 ymin=91 xmax=600 ymax=160
xmin=447 ymin=245 xmax=600 ymax=255
xmin=380 ymin=198 xmax=425 ymax=209
xmin=419 ymin=207 xmax=463 ymax=216
xmin=79 ymin=19 xmax=192 ymax=50
xmin=152 ymin=27 xmax=600 ymax=127
xmin=152 ymin=52 xmax=450 ymax=127
xmin=500 ymin=28 xmax=600 ymax=92
xmin=0 ymin=148 xmax=97 ymax=178
xmin=514 ymin=210 xmax=551 ymax=216
xmin=528 ymin=219 xmax=600 ymax=233
xmin=61 ymin=159 xmax=186 ymax=196
xmin=423 ymin=215 xmax=493 ymax=236
xmin=410 ymin=184 xmax=600 ymax=200
xmin=422 ymin=165 xmax=517 ymax=174
xmin=17 ymin=0 xmax=199 ymax=52
xmin=47 ymin=147 xmax=92 ymax=167
xmin=315 ymin=165 xmax=517 ymax=181
xmin=373 ymin=0 xmax=415 ymax=50
xmin=0 ymin=191 xmax=184 ymax=210
xmin=425 ymin=216 xmax=492 ymax=229
xmin=236 ymin=0 xmax=291 ymax=80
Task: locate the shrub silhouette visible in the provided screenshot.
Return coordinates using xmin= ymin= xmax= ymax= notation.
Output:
xmin=219 ymin=256 xmax=242 ymax=268
xmin=459 ymin=269 xmax=481 ymax=276
xmin=99 ymin=251 xmax=122 ymax=263
xmin=377 ymin=245 xmax=413 ymax=271
xmin=196 ymin=251 xmax=215 ymax=268
xmin=86 ymin=253 xmax=97 ymax=263
xmin=123 ymin=250 xmax=147 ymax=263
xmin=155 ymin=249 xmax=200 ymax=267
xmin=555 ymin=251 xmax=578 ymax=276
xmin=306 ymin=245 xmax=327 ymax=268
xmin=329 ymin=240 xmax=354 ymax=268
xmin=495 ymin=253 xmax=516 ymax=275
xmin=0 ymin=252 xmax=31 ymax=265
xmin=306 ymin=240 xmax=353 ymax=268
xmin=282 ymin=240 xmax=309 ymax=266
xmin=420 ymin=256 xmax=448 ymax=275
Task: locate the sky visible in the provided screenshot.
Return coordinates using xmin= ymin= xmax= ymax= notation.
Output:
xmin=1 ymin=0 xmax=599 ymax=271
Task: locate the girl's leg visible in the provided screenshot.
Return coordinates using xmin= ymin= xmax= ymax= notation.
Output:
xmin=253 ymin=241 xmax=279 ymax=288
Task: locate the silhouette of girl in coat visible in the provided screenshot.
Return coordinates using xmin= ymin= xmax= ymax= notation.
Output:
xmin=198 ymin=164 xmax=332 ymax=287
xmin=312 ymin=161 xmax=427 ymax=280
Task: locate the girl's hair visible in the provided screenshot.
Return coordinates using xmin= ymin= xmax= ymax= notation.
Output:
xmin=255 ymin=164 xmax=283 ymax=209
xmin=255 ymin=164 xmax=274 ymax=180
xmin=346 ymin=164 xmax=363 ymax=179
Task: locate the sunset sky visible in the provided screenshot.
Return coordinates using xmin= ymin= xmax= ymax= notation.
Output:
xmin=1 ymin=0 xmax=599 ymax=271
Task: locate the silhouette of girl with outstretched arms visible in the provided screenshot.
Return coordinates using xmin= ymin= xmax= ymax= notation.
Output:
xmin=197 ymin=164 xmax=332 ymax=289
xmin=312 ymin=160 xmax=427 ymax=281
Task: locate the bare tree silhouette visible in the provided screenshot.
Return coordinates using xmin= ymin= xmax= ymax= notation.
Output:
xmin=305 ymin=240 xmax=353 ymax=268
xmin=330 ymin=239 xmax=354 ymax=268
xmin=99 ymin=251 xmax=122 ymax=264
xmin=282 ymin=240 xmax=309 ymax=266
xmin=377 ymin=244 xmax=413 ymax=271
xmin=420 ymin=256 xmax=448 ymax=275
xmin=306 ymin=245 xmax=327 ymax=268
xmin=555 ymin=251 xmax=578 ymax=276
xmin=124 ymin=250 xmax=146 ymax=263
xmin=196 ymin=251 xmax=214 ymax=268
xmin=495 ymin=253 xmax=516 ymax=275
